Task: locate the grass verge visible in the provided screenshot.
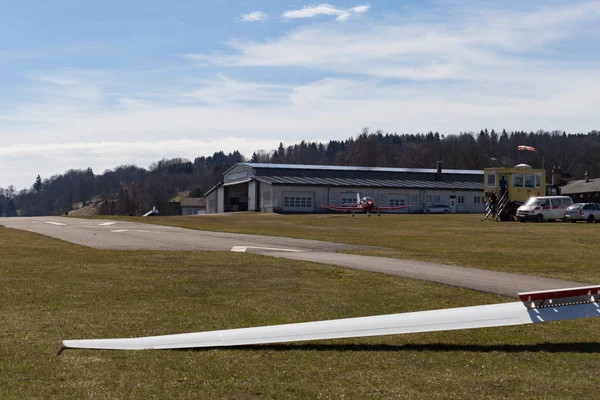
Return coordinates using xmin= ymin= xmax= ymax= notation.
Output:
xmin=1 ymin=226 xmax=600 ymax=399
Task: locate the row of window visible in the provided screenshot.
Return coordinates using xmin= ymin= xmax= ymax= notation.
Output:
xmin=333 ymin=194 xmax=484 ymax=205
xmin=283 ymin=196 xmax=313 ymax=208
xmin=487 ymin=172 xmax=543 ymax=189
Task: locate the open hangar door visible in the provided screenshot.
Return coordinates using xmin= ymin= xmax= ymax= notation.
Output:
xmin=225 ymin=183 xmax=249 ymax=212
xmin=282 ymin=191 xmax=315 ymax=213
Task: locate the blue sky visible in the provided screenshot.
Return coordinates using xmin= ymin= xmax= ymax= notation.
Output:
xmin=1 ymin=0 xmax=599 ymax=189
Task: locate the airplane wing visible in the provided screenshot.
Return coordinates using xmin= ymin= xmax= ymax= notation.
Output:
xmin=63 ymin=285 xmax=600 ymax=350
xmin=322 ymin=205 xmax=363 ymax=212
xmin=376 ymin=204 xmax=412 ymax=211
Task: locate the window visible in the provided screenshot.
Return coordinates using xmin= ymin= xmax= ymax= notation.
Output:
xmin=389 ymin=198 xmax=406 ymax=207
xmin=341 ymin=197 xmax=355 ymax=205
xmin=473 ymin=196 xmax=481 ymax=204
xmin=411 ymin=194 xmax=419 ymax=203
xmin=377 ymin=194 xmax=384 ymax=202
xmin=283 ymin=196 xmax=313 ymax=208
xmin=458 ymin=195 xmax=465 ymax=204
xmin=425 ymin=195 xmax=432 ymax=203
xmin=487 ymin=173 xmax=496 ymax=188
xmin=513 ymin=174 xmax=523 ymax=187
xmin=434 ymin=195 xmax=441 ymax=202
xmin=535 ymin=172 xmax=542 ymax=188
xmin=525 ymin=174 xmax=534 ymax=188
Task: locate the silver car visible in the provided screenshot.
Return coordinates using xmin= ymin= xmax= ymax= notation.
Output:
xmin=424 ymin=204 xmax=451 ymax=214
xmin=564 ymin=203 xmax=600 ymax=223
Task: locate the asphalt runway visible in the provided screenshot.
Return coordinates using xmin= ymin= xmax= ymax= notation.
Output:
xmin=0 ymin=216 xmax=584 ymax=298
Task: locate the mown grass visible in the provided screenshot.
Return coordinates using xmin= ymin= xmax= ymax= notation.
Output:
xmin=83 ymin=213 xmax=600 ymax=283
xmin=2 ymin=226 xmax=600 ymax=399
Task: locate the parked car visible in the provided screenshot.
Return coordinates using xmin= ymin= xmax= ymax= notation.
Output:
xmin=516 ymin=196 xmax=573 ymax=222
xmin=424 ymin=204 xmax=451 ymax=214
xmin=563 ymin=203 xmax=600 ymax=223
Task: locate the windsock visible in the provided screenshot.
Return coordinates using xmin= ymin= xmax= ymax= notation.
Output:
xmin=517 ymin=145 xmax=536 ymax=152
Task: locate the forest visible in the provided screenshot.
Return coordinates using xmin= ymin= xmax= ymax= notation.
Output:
xmin=1 ymin=129 xmax=599 ymax=216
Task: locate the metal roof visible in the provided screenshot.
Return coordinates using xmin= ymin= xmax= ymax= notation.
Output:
xmin=180 ymin=198 xmax=206 ymax=208
xmin=231 ymin=162 xmax=483 ymax=176
xmin=560 ymin=179 xmax=600 ymax=195
xmin=255 ymin=176 xmax=483 ymax=191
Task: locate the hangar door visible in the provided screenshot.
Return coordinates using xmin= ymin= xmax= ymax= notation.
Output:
xmin=282 ymin=191 xmax=314 ymax=212
xmin=386 ymin=194 xmax=409 ymax=213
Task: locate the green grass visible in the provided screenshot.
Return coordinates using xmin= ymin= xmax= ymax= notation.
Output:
xmin=82 ymin=213 xmax=600 ymax=283
xmin=2 ymin=226 xmax=600 ymax=399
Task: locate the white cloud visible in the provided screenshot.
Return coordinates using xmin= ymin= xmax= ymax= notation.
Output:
xmin=192 ymin=1 xmax=600 ymax=82
xmin=182 ymin=74 xmax=290 ymax=105
xmin=282 ymin=3 xmax=370 ymax=22
xmin=239 ymin=11 xmax=268 ymax=22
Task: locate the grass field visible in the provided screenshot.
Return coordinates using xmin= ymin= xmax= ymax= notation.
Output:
xmin=83 ymin=213 xmax=600 ymax=283
xmin=2 ymin=224 xmax=600 ymax=399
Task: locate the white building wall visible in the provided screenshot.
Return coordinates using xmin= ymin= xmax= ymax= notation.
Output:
xmin=217 ymin=187 xmax=225 ymax=213
xmin=248 ymin=181 xmax=257 ymax=211
xmin=205 ymin=191 xmax=218 ymax=214
xmin=259 ymin=182 xmax=274 ymax=212
xmin=210 ymin=181 xmax=485 ymax=214
xmin=224 ymin=165 xmax=253 ymax=184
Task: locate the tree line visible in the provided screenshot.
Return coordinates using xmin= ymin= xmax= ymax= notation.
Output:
xmin=3 ymin=129 xmax=599 ymax=217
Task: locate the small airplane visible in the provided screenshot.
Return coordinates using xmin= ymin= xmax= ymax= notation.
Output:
xmin=323 ymin=193 xmax=411 ymax=216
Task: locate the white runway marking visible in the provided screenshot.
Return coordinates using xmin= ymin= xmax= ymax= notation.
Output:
xmin=111 ymin=229 xmax=151 ymax=233
xmin=231 ymin=246 xmax=302 ymax=253
xmin=98 ymin=222 xmax=116 ymax=226
xmin=45 ymin=222 xmax=66 ymax=226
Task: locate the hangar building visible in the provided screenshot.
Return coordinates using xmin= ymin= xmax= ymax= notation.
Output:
xmin=205 ymin=162 xmax=485 ymax=214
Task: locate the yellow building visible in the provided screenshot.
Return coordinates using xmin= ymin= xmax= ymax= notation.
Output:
xmin=484 ymin=164 xmax=546 ymax=204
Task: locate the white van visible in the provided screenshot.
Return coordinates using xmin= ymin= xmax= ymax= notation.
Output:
xmin=516 ymin=196 xmax=573 ymax=222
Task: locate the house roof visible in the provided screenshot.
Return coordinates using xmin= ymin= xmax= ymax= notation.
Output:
xmin=255 ymin=176 xmax=483 ymax=191
xmin=560 ymin=178 xmax=600 ymax=195
xmin=225 ymin=162 xmax=483 ymax=176
xmin=180 ymin=198 xmax=206 ymax=208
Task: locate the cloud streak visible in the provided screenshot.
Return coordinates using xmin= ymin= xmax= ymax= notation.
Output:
xmin=282 ymin=3 xmax=370 ymax=22
xmin=239 ymin=11 xmax=268 ymax=22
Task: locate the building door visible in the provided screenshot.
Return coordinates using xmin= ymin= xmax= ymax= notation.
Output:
xmin=449 ymin=196 xmax=457 ymax=213
xmin=282 ymin=191 xmax=315 ymax=212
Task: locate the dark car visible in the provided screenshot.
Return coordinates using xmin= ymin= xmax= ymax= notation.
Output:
xmin=564 ymin=203 xmax=600 ymax=223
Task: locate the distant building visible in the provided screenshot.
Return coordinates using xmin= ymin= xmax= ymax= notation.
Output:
xmin=560 ymin=173 xmax=600 ymax=203
xmin=205 ymin=162 xmax=485 ymax=214
xmin=180 ymin=198 xmax=206 ymax=215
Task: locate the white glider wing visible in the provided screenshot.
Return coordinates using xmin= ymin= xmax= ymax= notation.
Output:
xmin=63 ymin=286 xmax=600 ymax=350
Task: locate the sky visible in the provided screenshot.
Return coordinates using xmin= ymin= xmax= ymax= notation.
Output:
xmin=1 ymin=0 xmax=599 ymax=189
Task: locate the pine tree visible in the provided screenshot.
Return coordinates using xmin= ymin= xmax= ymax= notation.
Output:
xmin=33 ymin=175 xmax=43 ymax=192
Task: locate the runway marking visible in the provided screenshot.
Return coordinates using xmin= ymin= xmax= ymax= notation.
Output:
xmin=98 ymin=222 xmax=116 ymax=226
xmin=231 ymin=246 xmax=302 ymax=253
xmin=111 ymin=229 xmax=151 ymax=233
xmin=45 ymin=222 xmax=66 ymax=226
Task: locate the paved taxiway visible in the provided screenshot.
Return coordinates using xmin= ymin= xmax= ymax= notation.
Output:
xmin=0 ymin=216 xmax=585 ymax=298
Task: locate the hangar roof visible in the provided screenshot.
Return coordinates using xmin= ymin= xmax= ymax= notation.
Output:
xmin=228 ymin=162 xmax=483 ymax=176
xmin=561 ymin=178 xmax=600 ymax=195
xmin=255 ymin=176 xmax=483 ymax=191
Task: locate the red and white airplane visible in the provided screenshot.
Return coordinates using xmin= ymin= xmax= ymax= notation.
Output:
xmin=323 ymin=193 xmax=411 ymax=216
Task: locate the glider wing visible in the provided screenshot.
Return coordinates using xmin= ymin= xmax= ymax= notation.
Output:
xmin=63 ymin=286 xmax=600 ymax=350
